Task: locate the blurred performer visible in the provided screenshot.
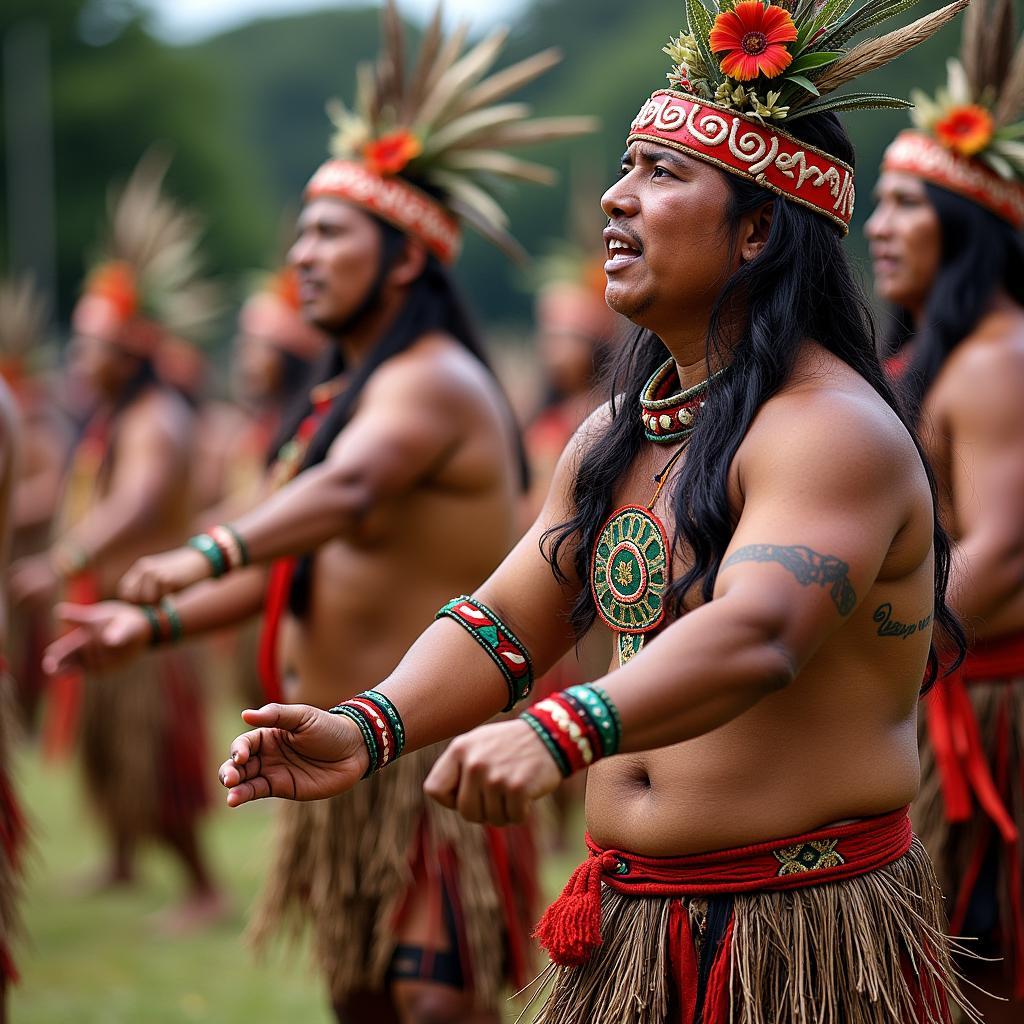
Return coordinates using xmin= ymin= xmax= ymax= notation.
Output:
xmin=524 ymin=247 xmax=620 ymax=521
xmin=867 ymin=3 xmax=1024 ymax=1015
xmin=0 ymin=278 xmax=69 ymax=729
xmin=216 ymin=2 xmax=980 ymax=1022
xmin=0 ymin=372 xmax=23 ymax=1024
xmin=45 ymin=4 xmax=592 ymax=1020
xmin=11 ymin=152 xmax=225 ymax=929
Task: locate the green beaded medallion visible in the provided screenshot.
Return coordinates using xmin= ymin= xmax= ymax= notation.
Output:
xmin=591 ymin=504 xmax=669 ymax=636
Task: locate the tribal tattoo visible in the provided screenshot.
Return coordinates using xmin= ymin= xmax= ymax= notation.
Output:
xmin=721 ymin=544 xmax=857 ymax=616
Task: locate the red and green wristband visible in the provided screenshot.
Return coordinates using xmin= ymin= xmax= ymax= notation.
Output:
xmin=141 ymin=598 xmax=184 ymax=646
xmin=435 ymin=595 xmax=534 ymax=711
xmin=187 ymin=523 xmax=250 ymax=578
xmin=328 ymin=690 xmax=406 ymax=778
xmin=520 ymin=684 xmax=621 ymax=777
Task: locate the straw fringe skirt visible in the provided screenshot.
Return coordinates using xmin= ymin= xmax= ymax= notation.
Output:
xmin=79 ymin=649 xmax=209 ymax=839
xmin=249 ymin=741 xmax=533 ymax=1008
xmin=531 ymin=839 xmax=971 ymax=1024
xmin=914 ymin=678 xmax=1024 ymax=964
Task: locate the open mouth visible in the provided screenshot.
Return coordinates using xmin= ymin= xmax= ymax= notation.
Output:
xmin=607 ymin=238 xmax=642 ymax=261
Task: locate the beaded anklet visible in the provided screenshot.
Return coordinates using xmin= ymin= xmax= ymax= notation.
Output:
xmin=519 ymin=684 xmax=621 ymax=777
xmin=435 ymin=596 xmax=533 ymax=711
xmin=141 ymin=598 xmax=185 ymax=647
xmin=328 ymin=690 xmax=406 ymax=778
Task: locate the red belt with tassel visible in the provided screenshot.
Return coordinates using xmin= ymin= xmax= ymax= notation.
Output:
xmin=925 ymin=632 xmax=1024 ymax=995
xmin=535 ymin=806 xmax=913 ymax=972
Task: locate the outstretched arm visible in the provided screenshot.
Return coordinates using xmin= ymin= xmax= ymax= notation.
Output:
xmin=218 ymin=410 xmax=597 ymax=806
xmin=122 ymin=348 xmax=483 ymax=604
xmin=43 ymin=566 xmax=267 ymax=675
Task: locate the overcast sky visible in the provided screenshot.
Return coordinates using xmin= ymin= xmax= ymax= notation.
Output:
xmin=142 ymin=0 xmax=528 ymax=43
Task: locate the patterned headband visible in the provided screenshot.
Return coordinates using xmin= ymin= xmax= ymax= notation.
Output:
xmin=628 ymin=90 xmax=855 ymax=232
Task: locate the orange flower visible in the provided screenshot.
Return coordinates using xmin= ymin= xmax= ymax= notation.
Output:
xmin=935 ymin=104 xmax=994 ymax=157
xmin=85 ymin=261 xmax=138 ymax=323
xmin=363 ymin=131 xmax=422 ymax=176
xmin=709 ymin=1 xmax=798 ymax=82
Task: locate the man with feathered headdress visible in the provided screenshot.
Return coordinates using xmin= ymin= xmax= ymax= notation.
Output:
xmin=216 ymin=0 xmax=992 ymax=1020
xmin=14 ymin=150 xmax=226 ymax=930
xmin=47 ymin=3 xmax=592 ymax=1018
xmin=868 ymin=3 xmax=1024 ymax=1015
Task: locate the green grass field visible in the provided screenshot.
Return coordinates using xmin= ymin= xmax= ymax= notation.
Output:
xmin=9 ymin=705 xmax=580 ymax=1023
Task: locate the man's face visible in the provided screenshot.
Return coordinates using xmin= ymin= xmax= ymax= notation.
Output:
xmin=865 ymin=172 xmax=942 ymax=313
xmin=600 ymin=142 xmax=739 ymax=331
xmin=288 ymin=198 xmax=384 ymax=331
xmin=69 ymin=297 xmax=135 ymax=397
xmin=232 ymin=333 xmax=281 ymax=405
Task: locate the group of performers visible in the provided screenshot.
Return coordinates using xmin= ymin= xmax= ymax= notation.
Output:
xmin=3 ymin=0 xmax=1024 ymax=1021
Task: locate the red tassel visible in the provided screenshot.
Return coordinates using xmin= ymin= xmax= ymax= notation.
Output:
xmin=702 ymin=918 xmax=734 ymax=1024
xmin=533 ymin=852 xmax=618 ymax=966
xmin=668 ymin=901 xmax=697 ymax=1024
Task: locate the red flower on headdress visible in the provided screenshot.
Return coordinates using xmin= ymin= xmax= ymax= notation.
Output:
xmin=709 ymin=1 xmax=798 ymax=82
xmin=84 ymin=261 xmax=138 ymax=323
xmin=363 ymin=131 xmax=422 ymax=177
xmin=935 ymin=104 xmax=994 ymax=158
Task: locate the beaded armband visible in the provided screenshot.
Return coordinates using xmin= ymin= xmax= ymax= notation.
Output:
xmin=141 ymin=598 xmax=184 ymax=647
xmin=520 ymin=684 xmax=621 ymax=778
xmin=435 ymin=596 xmax=533 ymax=711
xmin=328 ymin=690 xmax=406 ymax=778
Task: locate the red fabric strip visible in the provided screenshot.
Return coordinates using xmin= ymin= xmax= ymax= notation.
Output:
xmin=535 ymin=808 xmax=912 ymax=967
xmin=256 ymin=557 xmax=295 ymax=704
xmin=668 ymin=900 xmax=697 ymax=1024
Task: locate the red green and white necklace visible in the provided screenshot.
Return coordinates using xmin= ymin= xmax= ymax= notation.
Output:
xmin=592 ymin=359 xmax=721 ymax=665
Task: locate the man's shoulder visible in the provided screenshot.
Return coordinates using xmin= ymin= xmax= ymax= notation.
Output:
xmin=942 ymin=311 xmax=1024 ymax=389
xmin=120 ymin=386 xmax=193 ymax=439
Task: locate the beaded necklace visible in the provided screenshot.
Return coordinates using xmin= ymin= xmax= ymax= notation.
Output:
xmin=592 ymin=361 xmax=720 ymax=665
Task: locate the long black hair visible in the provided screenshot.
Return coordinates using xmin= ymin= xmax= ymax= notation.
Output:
xmin=543 ymin=112 xmax=963 ymax=690
xmin=272 ymin=215 xmax=529 ymax=618
xmin=885 ymin=184 xmax=1024 ymax=416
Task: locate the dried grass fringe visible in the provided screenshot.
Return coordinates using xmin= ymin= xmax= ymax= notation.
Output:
xmin=530 ymin=839 xmax=976 ymax=1024
xmin=247 ymin=741 xmax=510 ymax=1008
xmin=79 ymin=649 xmax=202 ymax=838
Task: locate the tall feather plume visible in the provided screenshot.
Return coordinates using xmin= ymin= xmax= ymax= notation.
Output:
xmin=99 ymin=148 xmax=222 ymax=340
xmin=995 ymin=33 xmax=1024 ymax=125
xmin=813 ymin=0 xmax=970 ymax=97
xmin=0 ymin=275 xmax=49 ymax=360
xmin=960 ymin=0 xmax=1015 ymax=100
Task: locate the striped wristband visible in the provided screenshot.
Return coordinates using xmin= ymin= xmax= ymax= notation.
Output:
xmin=328 ymin=690 xmax=406 ymax=778
xmin=519 ymin=684 xmax=621 ymax=777
xmin=142 ymin=598 xmax=185 ymax=646
xmin=187 ymin=532 xmax=228 ymax=577
xmin=208 ymin=524 xmax=250 ymax=571
xmin=435 ymin=596 xmax=533 ymax=711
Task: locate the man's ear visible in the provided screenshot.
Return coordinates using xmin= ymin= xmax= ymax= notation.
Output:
xmin=739 ymin=201 xmax=774 ymax=263
xmin=387 ymin=238 xmax=429 ymax=287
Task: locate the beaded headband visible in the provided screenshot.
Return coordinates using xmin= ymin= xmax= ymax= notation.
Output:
xmin=640 ymin=0 xmax=969 ymax=232
xmin=880 ymin=0 xmax=1024 ymax=229
xmin=628 ymin=90 xmax=856 ymax=232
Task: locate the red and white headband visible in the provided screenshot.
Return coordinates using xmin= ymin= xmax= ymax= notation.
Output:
xmin=304 ymin=160 xmax=462 ymax=265
xmin=627 ymin=90 xmax=856 ymax=234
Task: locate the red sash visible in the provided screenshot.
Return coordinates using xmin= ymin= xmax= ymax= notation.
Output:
xmin=536 ymin=806 xmax=912 ymax=968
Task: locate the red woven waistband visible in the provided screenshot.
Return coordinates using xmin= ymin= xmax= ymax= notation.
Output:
xmin=535 ymin=807 xmax=912 ymax=966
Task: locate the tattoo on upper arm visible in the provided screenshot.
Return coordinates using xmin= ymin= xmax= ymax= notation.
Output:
xmin=720 ymin=544 xmax=857 ymax=616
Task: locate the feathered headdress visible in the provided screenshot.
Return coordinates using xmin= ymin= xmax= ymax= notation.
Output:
xmin=0 ymin=275 xmax=49 ymax=367
xmin=239 ymin=267 xmax=327 ymax=362
xmin=73 ymin=149 xmax=222 ymax=357
xmin=627 ymin=0 xmax=968 ymax=233
xmin=882 ymin=0 xmax=1024 ymax=227
xmin=304 ymin=0 xmax=597 ymax=262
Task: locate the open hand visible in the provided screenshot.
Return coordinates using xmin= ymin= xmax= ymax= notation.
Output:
xmin=119 ymin=546 xmax=212 ymax=605
xmin=42 ymin=601 xmax=151 ymax=675
xmin=424 ymin=719 xmax=563 ymax=826
xmin=219 ymin=703 xmax=370 ymax=807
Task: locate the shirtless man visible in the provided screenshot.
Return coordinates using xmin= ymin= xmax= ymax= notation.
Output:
xmin=0 ymin=374 xmax=24 ymax=1023
xmin=217 ymin=3 xmax=975 ymax=1020
xmin=867 ymin=8 xmax=1024 ymax=1013
xmin=45 ymin=7 xmax=591 ymax=1020
xmin=12 ymin=154 xmax=224 ymax=929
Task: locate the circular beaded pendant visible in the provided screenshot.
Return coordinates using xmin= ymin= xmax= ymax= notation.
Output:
xmin=591 ymin=505 xmax=670 ymax=636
